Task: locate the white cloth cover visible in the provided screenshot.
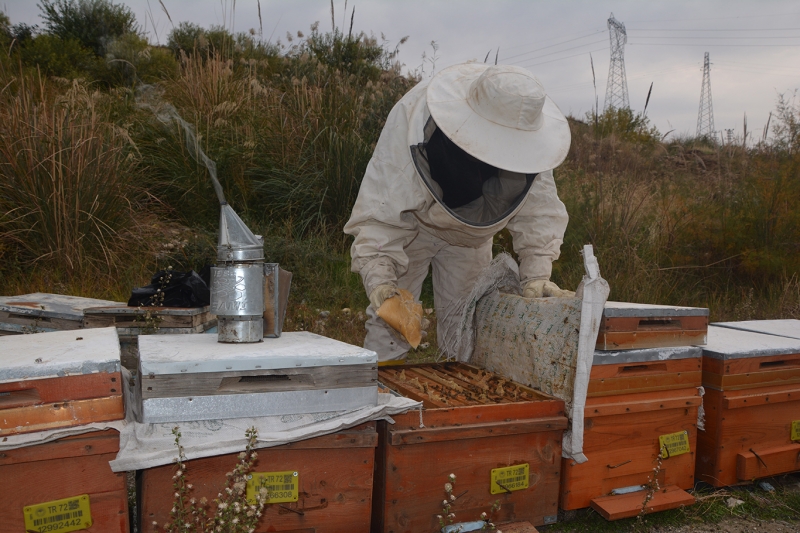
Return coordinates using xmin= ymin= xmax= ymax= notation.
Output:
xmin=464 ymin=246 xmax=608 ymax=463
xmin=108 ymin=394 xmax=419 ymax=472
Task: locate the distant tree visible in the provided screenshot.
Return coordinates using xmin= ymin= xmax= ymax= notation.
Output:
xmin=167 ymin=21 xmax=208 ymax=56
xmin=37 ymin=0 xmax=138 ymax=56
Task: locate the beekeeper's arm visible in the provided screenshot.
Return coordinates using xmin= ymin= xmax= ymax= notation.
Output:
xmin=343 ymin=89 xmax=427 ymax=308
xmin=505 ymin=169 xmax=572 ymax=297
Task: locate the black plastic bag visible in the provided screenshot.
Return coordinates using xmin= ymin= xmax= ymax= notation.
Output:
xmin=127 ymin=269 xmax=211 ymax=308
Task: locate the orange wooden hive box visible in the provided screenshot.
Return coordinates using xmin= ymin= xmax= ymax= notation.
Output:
xmin=0 ymin=327 xmax=125 ymax=436
xmin=696 ymin=325 xmax=800 ymax=487
xmin=560 ymin=346 xmax=701 ymax=520
xmin=598 ymin=302 xmax=709 ymax=351
xmin=0 ymin=429 xmax=129 ymax=533
xmin=375 ymin=363 xmax=567 ymax=533
xmin=138 ymin=422 xmax=378 ymax=533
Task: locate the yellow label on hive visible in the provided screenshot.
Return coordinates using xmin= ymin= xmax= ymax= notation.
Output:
xmin=792 ymin=420 xmax=800 ymax=441
xmin=247 ymin=470 xmax=299 ymax=504
xmin=659 ymin=430 xmax=690 ymax=458
xmin=490 ymin=463 xmax=529 ymax=495
xmin=23 ymin=494 xmax=92 ymax=533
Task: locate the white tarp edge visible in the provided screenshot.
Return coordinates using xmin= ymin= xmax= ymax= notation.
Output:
xmin=561 ymin=244 xmax=610 ymax=463
xmin=109 ymin=393 xmax=419 ymax=472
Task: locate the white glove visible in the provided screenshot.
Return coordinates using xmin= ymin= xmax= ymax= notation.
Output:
xmin=369 ymin=284 xmax=399 ymax=310
xmin=522 ymin=279 xmax=576 ymax=298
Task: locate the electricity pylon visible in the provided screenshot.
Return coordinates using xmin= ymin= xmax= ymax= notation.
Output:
xmin=696 ymin=52 xmax=715 ymax=138
xmin=603 ymin=13 xmax=630 ymax=111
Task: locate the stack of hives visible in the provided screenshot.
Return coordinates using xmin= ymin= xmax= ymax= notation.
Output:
xmin=0 ymin=327 xmax=129 ymax=533
xmin=135 ymin=331 xmax=381 ymax=533
xmin=695 ymin=320 xmax=800 ymax=487
xmin=376 ymin=362 xmax=567 ymax=531
xmin=560 ymin=302 xmax=709 ymax=520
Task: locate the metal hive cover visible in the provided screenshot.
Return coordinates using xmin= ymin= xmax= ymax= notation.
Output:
xmin=711 ymin=319 xmax=800 ymax=341
xmin=592 ymin=345 xmax=702 ymax=365
xmin=602 ymin=301 xmax=709 ymax=318
xmin=702 ymin=325 xmax=800 ymax=360
xmin=0 ymin=327 xmax=121 ymax=383
xmin=139 ymin=331 xmax=377 ymax=376
xmin=0 ymin=292 xmax=122 ymax=320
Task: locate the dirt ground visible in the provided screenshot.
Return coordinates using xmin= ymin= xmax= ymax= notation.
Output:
xmin=651 ymin=517 xmax=798 ymax=532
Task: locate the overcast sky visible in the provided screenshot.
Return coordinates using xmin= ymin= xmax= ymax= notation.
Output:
xmin=5 ymin=1 xmax=799 ymax=142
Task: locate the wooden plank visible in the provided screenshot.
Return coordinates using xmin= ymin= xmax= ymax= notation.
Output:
xmin=585 ymin=393 xmax=701 ymax=417
xmin=389 ymin=417 xmax=568 ymax=446
xmin=597 ymin=330 xmax=707 ymax=350
xmin=737 ymin=443 xmax=800 ymax=481
xmin=599 ymin=315 xmax=708 ymax=333
xmin=0 ymin=372 xmax=122 ymax=406
xmin=703 ymin=367 xmax=800 ymax=391
xmin=379 ymin=426 xmax=562 ymax=531
xmin=0 ymin=429 xmax=121 ymax=465
xmin=278 ymin=422 xmax=377 ymax=450
xmin=590 ymin=485 xmax=694 ymax=521
xmin=0 ymin=430 xmax=127 ymax=533
xmin=723 ymin=384 xmax=800 ymax=409
xmin=0 ymin=311 xmax=82 ymax=330
xmin=704 ymin=352 xmax=800 ymax=376
xmin=142 ymin=364 xmax=376 ymax=399
xmin=587 ymin=371 xmax=702 ymax=397
xmin=0 ymin=395 xmax=124 ymax=436
xmin=390 ymin=400 xmax=565 ymax=430
xmin=589 ymin=357 xmax=700 ymax=379
xmin=139 ymin=429 xmax=376 ymax=533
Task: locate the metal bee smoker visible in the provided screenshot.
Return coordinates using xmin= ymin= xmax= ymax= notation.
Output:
xmin=207 ymin=170 xmax=265 ymax=343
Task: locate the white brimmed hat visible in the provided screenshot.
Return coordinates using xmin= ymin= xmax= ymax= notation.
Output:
xmin=426 ymin=63 xmax=571 ymax=174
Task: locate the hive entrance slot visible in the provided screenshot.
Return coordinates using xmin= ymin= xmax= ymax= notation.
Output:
xmin=0 ymin=388 xmax=42 ymax=409
xmin=759 ymin=359 xmax=800 ymax=369
xmin=8 ymin=313 xmax=50 ymax=322
xmin=618 ymin=363 xmax=668 ymax=375
xmin=637 ymin=319 xmax=680 ymax=329
xmin=217 ymin=373 xmax=312 ymax=392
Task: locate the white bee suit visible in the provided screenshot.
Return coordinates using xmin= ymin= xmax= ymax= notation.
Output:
xmin=344 ymin=63 xmax=571 ymax=362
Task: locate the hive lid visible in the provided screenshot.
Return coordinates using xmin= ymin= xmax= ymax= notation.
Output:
xmin=701 ymin=325 xmax=800 ymax=360
xmin=602 ymin=301 xmax=709 ymax=318
xmin=711 ymin=319 xmax=800 ymax=341
xmin=0 ymin=292 xmax=123 ymax=321
xmin=0 ymin=327 xmax=121 ymax=383
xmin=139 ymin=331 xmax=377 ymax=375
xmin=593 ymin=345 xmax=702 ymax=365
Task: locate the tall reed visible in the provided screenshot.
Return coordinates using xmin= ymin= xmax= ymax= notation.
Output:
xmin=0 ymin=73 xmax=141 ymax=271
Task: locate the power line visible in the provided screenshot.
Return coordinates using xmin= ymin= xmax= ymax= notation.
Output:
xmin=629 ymin=42 xmax=800 ymax=47
xmin=504 ymin=31 xmax=606 ymax=61
xmin=508 ymin=39 xmax=608 ymax=65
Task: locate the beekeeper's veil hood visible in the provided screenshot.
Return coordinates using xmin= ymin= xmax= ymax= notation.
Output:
xmin=426 ymin=63 xmax=570 ymax=174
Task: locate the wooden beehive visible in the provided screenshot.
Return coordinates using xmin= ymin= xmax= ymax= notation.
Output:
xmin=598 ymin=302 xmax=709 ymax=350
xmin=138 ymin=423 xmax=377 ymax=533
xmin=697 ymin=325 xmax=800 ymax=487
xmin=375 ymin=363 xmax=567 ymax=532
xmin=0 ymin=328 xmax=124 ymax=436
xmin=83 ymin=305 xmax=217 ymax=372
xmin=136 ymin=331 xmax=377 ymax=423
xmin=0 ymin=293 xmax=122 ymax=335
xmin=0 ymin=429 xmax=129 ymax=533
xmin=560 ymin=346 xmax=701 ymax=519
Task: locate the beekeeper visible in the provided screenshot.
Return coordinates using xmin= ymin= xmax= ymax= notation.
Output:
xmin=344 ymin=62 xmax=572 ymax=364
